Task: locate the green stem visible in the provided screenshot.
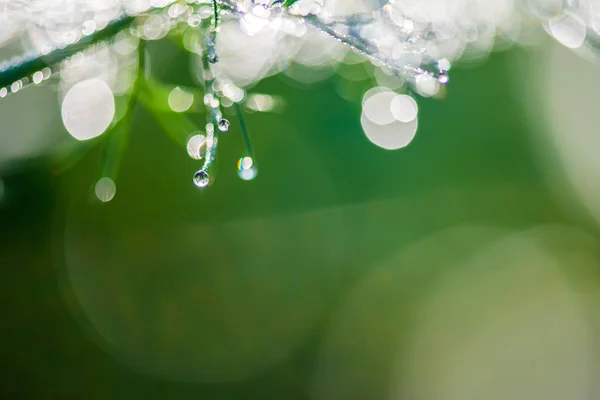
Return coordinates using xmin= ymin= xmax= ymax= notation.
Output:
xmin=234 ymin=102 xmax=254 ymax=160
xmin=212 ymin=0 xmax=219 ymax=29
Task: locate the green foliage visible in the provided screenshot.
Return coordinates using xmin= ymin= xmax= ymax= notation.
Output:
xmin=283 ymin=0 xmax=301 ymax=8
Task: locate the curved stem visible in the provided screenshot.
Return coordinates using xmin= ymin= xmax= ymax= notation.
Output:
xmin=0 ymin=15 xmax=135 ymax=88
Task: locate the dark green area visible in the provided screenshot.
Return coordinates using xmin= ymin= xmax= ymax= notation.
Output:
xmin=1 ymin=43 xmax=597 ymax=399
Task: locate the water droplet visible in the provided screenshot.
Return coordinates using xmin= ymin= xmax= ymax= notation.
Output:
xmin=204 ymin=93 xmax=219 ymax=107
xmin=0 ymin=88 xmax=7 ymax=98
xmin=82 ymin=20 xmax=97 ymax=36
xmin=188 ymin=14 xmax=202 ymax=27
xmin=207 ymin=49 xmax=219 ymax=64
xmin=95 ymin=177 xmax=116 ymax=202
xmin=11 ymin=81 xmax=21 ymax=93
xmin=237 ymin=156 xmax=254 ymax=170
xmin=33 ymin=71 xmax=44 ymax=84
xmin=193 ymin=169 xmax=210 ymax=188
xmin=238 ymin=167 xmax=257 ymax=181
xmin=206 ymin=123 xmax=215 ymax=135
xmin=438 ymin=58 xmax=452 ymax=71
xmin=415 ymin=73 xmax=440 ymax=97
xmin=41 ymin=68 xmax=52 ymax=80
xmin=207 ymin=33 xmax=219 ymax=64
xmin=218 ymin=118 xmax=230 ymax=132
xmin=187 ymin=134 xmax=207 ymax=160
xmin=438 ymin=72 xmax=449 ymax=84
xmin=237 ymin=157 xmax=257 ymax=181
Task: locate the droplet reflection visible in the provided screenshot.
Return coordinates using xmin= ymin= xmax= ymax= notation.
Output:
xmin=237 ymin=157 xmax=257 ymax=181
xmin=187 ymin=134 xmax=207 ymax=160
xmin=193 ymin=169 xmax=210 ymax=188
xmin=95 ymin=177 xmax=116 ymax=202
xmin=217 ymin=118 xmax=230 ymax=132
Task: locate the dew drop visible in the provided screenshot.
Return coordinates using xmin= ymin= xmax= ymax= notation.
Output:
xmin=193 ymin=169 xmax=210 ymax=188
xmin=415 ymin=73 xmax=440 ymax=97
xmin=218 ymin=118 xmax=230 ymax=132
xmin=188 ymin=14 xmax=202 ymax=27
xmin=207 ymin=49 xmax=219 ymax=64
xmin=95 ymin=177 xmax=116 ymax=202
xmin=41 ymin=68 xmax=52 ymax=80
xmin=237 ymin=157 xmax=257 ymax=181
xmin=438 ymin=58 xmax=452 ymax=71
xmin=82 ymin=20 xmax=97 ymax=36
xmin=207 ymin=33 xmax=219 ymax=64
xmin=0 ymin=88 xmax=7 ymax=98
xmin=11 ymin=81 xmax=21 ymax=93
xmin=33 ymin=71 xmax=44 ymax=84
xmin=187 ymin=134 xmax=207 ymax=160
xmin=438 ymin=72 xmax=449 ymax=84
xmin=237 ymin=156 xmax=254 ymax=170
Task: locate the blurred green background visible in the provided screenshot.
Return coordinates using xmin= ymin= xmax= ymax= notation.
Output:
xmin=2 ymin=39 xmax=600 ymax=399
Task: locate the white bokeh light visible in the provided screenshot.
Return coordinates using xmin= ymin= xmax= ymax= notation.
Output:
xmin=361 ymin=88 xmax=419 ymax=150
xmin=61 ymin=78 xmax=115 ymax=141
xmin=168 ymin=86 xmax=194 ymax=113
xmin=362 ymin=90 xmax=398 ymax=126
xmin=390 ymin=94 xmax=418 ymax=123
xmin=548 ymin=12 xmax=586 ymax=49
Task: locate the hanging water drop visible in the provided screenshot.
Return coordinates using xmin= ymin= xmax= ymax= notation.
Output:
xmin=10 ymin=81 xmax=21 ymax=93
xmin=193 ymin=169 xmax=210 ymax=188
xmin=95 ymin=177 xmax=116 ymax=202
xmin=438 ymin=58 xmax=452 ymax=72
xmin=218 ymin=118 xmax=230 ymax=132
xmin=438 ymin=72 xmax=449 ymax=84
xmin=207 ymin=49 xmax=219 ymax=64
xmin=207 ymin=33 xmax=218 ymax=64
xmin=237 ymin=157 xmax=257 ymax=181
xmin=33 ymin=71 xmax=43 ymax=84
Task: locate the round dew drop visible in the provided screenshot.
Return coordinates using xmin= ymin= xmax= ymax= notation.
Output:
xmin=208 ymin=51 xmax=219 ymax=64
xmin=218 ymin=118 xmax=230 ymax=132
xmin=95 ymin=177 xmax=116 ymax=202
xmin=193 ymin=170 xmax=210 ymax=188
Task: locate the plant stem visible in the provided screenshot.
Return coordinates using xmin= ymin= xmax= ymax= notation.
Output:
xmin=212 ymin=0 xmax=219 ymax=29
xmin=0 ymin=1 xmax=422 ymax=88
xmin=234 ymin=102 xmax=254 ymax=160
xmin=99 ymin=40 xmax=145 ymax=180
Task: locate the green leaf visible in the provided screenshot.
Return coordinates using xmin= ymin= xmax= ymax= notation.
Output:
xmin=283 ymin=0 xmax=300 ymax=7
